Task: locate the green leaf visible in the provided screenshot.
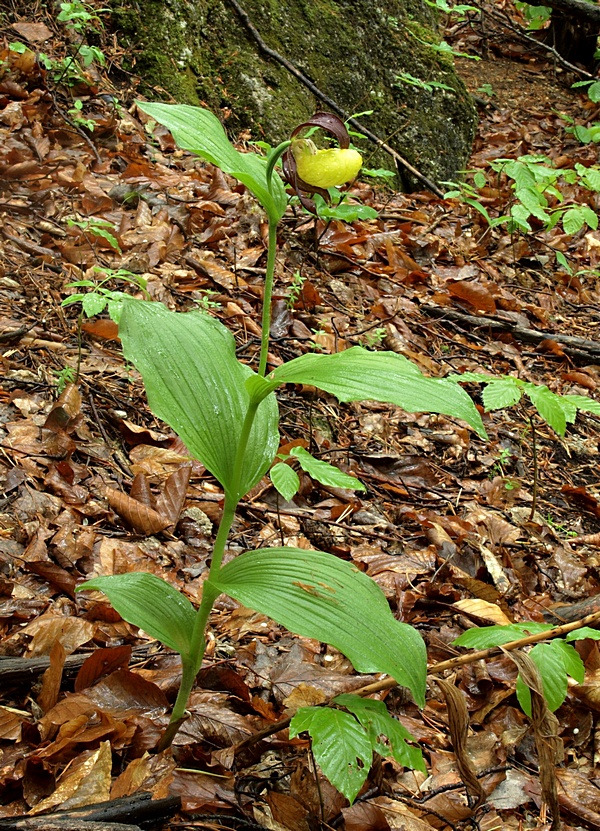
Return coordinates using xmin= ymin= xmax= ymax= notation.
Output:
xmin=208 ymin=547 xmax=427 ymax=705
xmin=76 ymin=573 xmax=196 ymax=657
xmin=562 ymin=207 xmax=586 ymax=235
xmin=453 ymin=622 xmax=553 ymax=650
xmin=555 ymin=250 xmax=572 ymax=274
xmin=136 ymin=103 xmax=287 ymax=223
xmin=314 ymin=196 xmax=378 ymax=221
xmin=509 ymin=202 xmax=532 ymax=232
xmin=449 ymin=371 xmax=498 ymax=384
xmin=119 ymin=300 xmax=279 ymax=500
xmin=524 ymin=384 xmax=567 ymax=435
xmin=555 ymin=640 xmax=584 ymax=684
xmin=560 ymin=394 xmax=600 ymax=417
xmin=566 ymin=626 xmax=600 ymax=642
xmin=575 ymin=164 xmax=600 ymax=192
xmin=516 ymin=641 xmax=569 ymax=715
xmin=269 ymin=347 xmax=487 ymax=438
xmin=334 ymin=694 xmax=426 ymax=772
xmin=481 ymin=379 xmax=522 ymax=411
xmin=290 ymin=446 xmax=366 ymax=491
xmin=270 ymin=462 xmax=300 ymax=501
xmin=289 ymin=707 xmax=372 ymax=802
xmin=82 ymin=292 xmax=108 ymax=317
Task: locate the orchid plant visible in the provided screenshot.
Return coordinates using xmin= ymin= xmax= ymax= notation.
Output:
xmin=76 ymin=106 xmax=487 ymax=792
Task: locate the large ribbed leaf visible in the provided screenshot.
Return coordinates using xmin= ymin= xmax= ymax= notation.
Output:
xmin=76 ymin=573 xmax=195 ymax=657
xmin=136 ymin=103 xmax=287 ymax=224
xmin=208 ymin=547 xmax=426 ymax=705
xmin=268 ymin=348 xmax=487 ymax=437
xmin=119 ymin=300 xmax=279 ymax=500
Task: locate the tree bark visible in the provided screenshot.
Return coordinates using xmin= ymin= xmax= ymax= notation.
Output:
xmin=525 ymin=0 xmax=600 ymax=25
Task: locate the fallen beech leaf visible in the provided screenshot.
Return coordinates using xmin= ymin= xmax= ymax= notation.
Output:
xmin=74 ymin=645 xmax=132 ymax=692
xmin=118 ymin=421 xmax=171 ymax=447
xmin=537 ymin=338 xmax=566 ymax=356
xmin=22 ymin=614 xmax=96 ymax=657
xmin=570 ymin=531 xmax=600 ymax=546
xmin=106 ymin=485 xmax=172 ymax=535
xmin=448 ymin=280 xmax=497 ymax=313
xmin=561 ymin=370 xmax=596 ymax=391
xmin=561 ymin=485 xmax=600 ymax=518
xmin=29 ymin=741 xmax=112 ymax=814
xmin=342 ymin=802 xmax=391 ymax=831
xmin=81 ymin=318 xmax=119 ymax=340
xmin=283 ymin=682 xmax=328 ymax=714
xmin=11 ymin=21 xmax=52 ymax=42
xmin=25 ymin=560 xmax=77 ymax=598
xmin=44 ymin=383 xmax=81 ymax=432
xmin=111 ymin=752 xmax=152 ymax=799
xmin=129 ymin=472 xmax=154 ymax=508
xmin=155 ymin=464 xmax=191 ymax=524
xmin=453 ymin=598 xmax=512 ymax=625
xmin=223 ymin=301 xmax=263 ymax=336
xmin=38 ymin=639 xmax=66 ymax=713
xmin=0 ymin=706 xmax=23 ymax=741
xmin=267 ymin=792 xmax=312 ymax=831
xmin=556 ymin=767 xmax=600 ymax=826
xmin=85 ymin=669 xmax=169 ymax=713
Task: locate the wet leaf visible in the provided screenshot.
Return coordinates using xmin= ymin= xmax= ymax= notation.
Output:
xmin=119 ymin=300 xmax=279 ymax=501
xmin=209 ymin=547 xmax=426 ymax=705
xmin=76 ymin=573 xmax=196 ymax=657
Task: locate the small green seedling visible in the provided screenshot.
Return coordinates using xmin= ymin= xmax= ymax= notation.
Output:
xmin=290 ymin=694 xmax=425 ymax=803
xmin=66 ymin=218 xmax=122 ymax=252
xmin=515 ymin=1 xmax=552 ymax=30
xmin=53 ymin=365 xmax=78 ymax=393
xmin=270 ymin=445 xmax=366 ymax=502
xmin=68 ymin=99 xmax=96 ymax=131
xmin=286 ymin=271 xmax=306 ymax=309
xmin=453 ymin=623 xmax=600 ymax=715
xmin=449 ymin=372 xmax=600 ymax=437
xmin=62 ymin=268 xmax=148 ymax=323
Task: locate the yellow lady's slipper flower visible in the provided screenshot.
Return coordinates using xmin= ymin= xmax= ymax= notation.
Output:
xmin=281 ymin=112 xmax=363 ymax=214
xmin=291 ymin=138 xmax=363 ymax=189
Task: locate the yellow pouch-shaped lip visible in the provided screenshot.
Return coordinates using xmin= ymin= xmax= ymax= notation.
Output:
xmin=291 ymin=139 xmax=362 ymax=189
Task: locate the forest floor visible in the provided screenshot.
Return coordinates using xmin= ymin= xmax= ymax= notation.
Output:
xmin=1 ymin=4 xmax=600 ymax=831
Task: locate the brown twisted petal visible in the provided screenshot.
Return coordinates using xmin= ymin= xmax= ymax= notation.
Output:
xmin=289 ymin=112 xmax=351 ymax=149
xmin=281 ymin=148 xmax=327 ymax=214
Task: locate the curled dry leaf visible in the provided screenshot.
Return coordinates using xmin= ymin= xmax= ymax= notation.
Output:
xmin=155 ymin=464 xmax=191 ymax=524
xmin=504 ymin=649 xmax=563 ymax=831
xmin=105 ymin=486 xmax=172 ymax=535
xmin=434 ymin=678 xmax=486 ymax=809
xmin=44 ymin=383 xmax=82 ymax=433
xmin=0 ymin=706 xmax=23 ymax=742
xmin=74 ymin=645 xmax=133 ymax=693
xmin=37 ymin=639 xmax=66 ymax=714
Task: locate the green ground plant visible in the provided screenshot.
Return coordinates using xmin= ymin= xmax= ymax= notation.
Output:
xmin=449 ymin=372 xmax=600 ymax=437
xmin=453 ymin=623 xmax=600 ymax=716
xmin=62 ymin=268 xmax=147 ymax=322
xmin=74 ymin=104 xmax=488 ymax=796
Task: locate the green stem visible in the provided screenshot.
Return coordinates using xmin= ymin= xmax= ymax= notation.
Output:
xmin=160 ymin=400 xmax=261 ymax=748
xmin=160 ymin=142 xmax=290 ymax=748
xmin=258 ymin=139 xmax=291 ymax=378
xmin=258 ymin=220 xmax=277 ymax=377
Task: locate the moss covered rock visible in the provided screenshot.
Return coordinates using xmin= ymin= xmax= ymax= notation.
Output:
xmin=112 ymin=0 xmax=476 ymax=188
